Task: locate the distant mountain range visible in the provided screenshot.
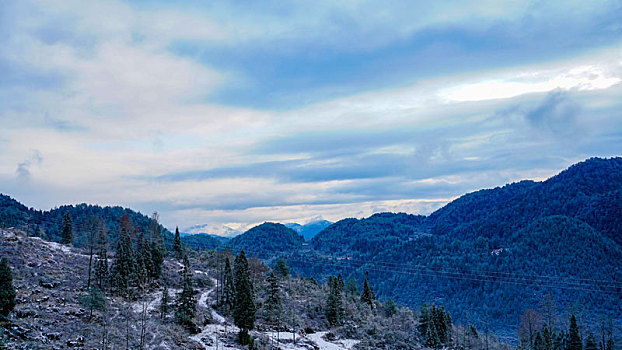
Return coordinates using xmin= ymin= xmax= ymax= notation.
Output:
xmin=1 ymin=157 xmax=621 ymax=341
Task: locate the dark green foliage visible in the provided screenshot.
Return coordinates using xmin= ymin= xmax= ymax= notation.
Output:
xmin=160 ymin=283 xmax=169 ymax=319
xmin=263 ymin=272 xmax=282 ymax=327
xmin=229 ymin=223 xmax=304 ymax=254
xmin=222 ymin=257 xmax=235 ymax=314
xmin=419 ymin=303 xmax=452 ymax=349
xmin=110 ymin=214 xmax=135 ymax=298
xmin=325 ymin=275 xmax=344 ymax=326
xmin=345 ymin=276 xmax=359 ymax=296
xmin=585 ymin=332 xmax=598 ymax=350
xmin=181 ymin=233 xmax=225 ymax=250
xmin=79 ymin=286 xmax=107 ymax=319
xmin=360 ymin=271 xmax=375 ymax=309
xmin=173 ymin=227 xmax=183 ymax=260
xmin=384 ymin=298 xmax=397 ymax=318
xmin=273 ymin=259 xmax=290 ymax=279
xmin=149 ymin=214 xmax=165 ymax=280
xmin=233 ymin=250 xmax=256 ymax=336
xmin=311 ymin=212 xmax=426 ymax=257
xmin=0 ymin=258 xmax=16 ymax=317
xmin=568 ymin=314 xmax=582 ymax=350
xmin=175 ymin=255 xmax=196 ymax=327
xmin=60 ymin=210 xmax=73 ymax=245
xmin=94 ymin=228 xmax=108 ymax=289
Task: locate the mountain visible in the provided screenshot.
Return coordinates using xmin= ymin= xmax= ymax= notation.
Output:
xmin=228 ymin=222 xmax=305 ymax=255
xmin=182 ymin=223 xmax=242 ymax=237
xmin=0 ymin=196 xmax=175 ymax=250
xmin=181 ymin=233 xmax=229 ymax=250
xmin=285 ymin=157 xmax=622 ymax=341
xmin=286 ymin=219 xmax=333 ymax=240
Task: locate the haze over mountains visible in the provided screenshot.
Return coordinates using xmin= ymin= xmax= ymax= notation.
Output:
xmin=1 ymin=157 xmax=621 ymax=342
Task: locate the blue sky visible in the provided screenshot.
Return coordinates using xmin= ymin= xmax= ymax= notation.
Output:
xmin=1 ymin=0 xmax=621 ymax=234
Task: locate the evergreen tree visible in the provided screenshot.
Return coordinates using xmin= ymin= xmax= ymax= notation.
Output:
xmin=264 ymin=272 xmax=282 ymax=329
xmin=568 ymin=314 xmax=583 ymax=350
xmin=345 ymin=276 xmax=359 ymax=297
xmin=94 ymin=228 xmax=108 ymax=289
xmin=273 ymin=259 xmax=290 ymax=279
xmin=110 ymin=214 xmax=136 ymax=298
xmin=135 ymin=232 xmax=153 ymax=286
xmin=222 ymin=257 xmax=235 ymax=314
xmin=384 ymin=298 xmax=397 ymax=318
xmin=175 ymin=255 xmax=197 ymax=327
xmin=149 ymin=212 xmax=165 ymax=280
xmin=325 ymin=276 xmax=345 ymax=326
xmin=418 ymin=303 xmax=432 ymax=338
xmin=585 ymin=333 xmax=598 ymax=350
xmin=60 ymin=210 xmax=73 ymax=245
xmin=360 ymin=271 xmax=375 ymax=309
xmin=0 ymin=258 xmax=16 ymax=317
xmin=160 ymin=282 xmax=169 ymax=320
xmin=173 ymin=227 xmax=183 ymax=260
xmin=79 ymin=286 xmax=107 ymax=319
xmin=535 ymin=331 xmax=546 ymax=350
xmin=233 ymin=250 xmax=256 ymax=345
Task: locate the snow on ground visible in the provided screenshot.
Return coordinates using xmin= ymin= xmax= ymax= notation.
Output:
xmin=30 ymin=236 xmax=84 ymax=257
xmin=306 ymin=331 xmax=359 ymax=350
xmin=131 ymin=289 xmax=181 ymax=314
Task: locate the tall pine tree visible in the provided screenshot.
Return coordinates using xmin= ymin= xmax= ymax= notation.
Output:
xmin=264 ymin=272 xmax=282 ymax=330
xmin=222 ymin=257 xmax=235 ymax=314
xmin=149 ymin=213 xmax=165 ymax=280
xmin=94 ymin=227 xmax=108 ymax=289
xmin=175 ymin=255 xmax=197 ymax=328
xmin=360 ymin=271 xmax=375 ymax=309
xmin=233 ymin=250 xmax=256 ymax=345
xmin=60 ymin=210 xmax=73 ymax=245
xmin=110 ymin=214 xmax=136 ymax=298
xmin=0 ymin=258 xmax=16 ymax=317
xmin=568 ymin=314 xmax=583 ymax=350
xmin=173 ymin=227 xmax=183 ymax=260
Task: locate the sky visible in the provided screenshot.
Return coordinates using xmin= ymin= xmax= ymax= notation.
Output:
xmin=1 ymin=0 xmax=621 ymax=235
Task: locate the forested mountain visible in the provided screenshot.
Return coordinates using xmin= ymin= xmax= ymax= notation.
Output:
xmin=286 ymin=219 xmax=333 ymax=240
xmin=0 ymin=196 xmax=174 ymax=250
xmin=227 ymin=222 xmax=305 ymax=254
xmin=1 ymin=157 xmax=621 ymax=343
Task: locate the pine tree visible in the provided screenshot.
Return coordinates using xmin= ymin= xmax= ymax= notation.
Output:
xmin=233 ymin=250 xmax=256 ymax=345
xmin=0 ymin=258 xmax=16 ymax=317
xmin=345 ymin=276 xmax=359 ymax=297
xmin=568 ymin=314 xmax=583 ymax=350
xmin=535 ymin=331 xmax=546 ymax=350
xmin=585 ymin=333 xmax=598 ymax=350
xmin=384 ymin=298 xmax=397 ymax=318
xmin=360 ymin=271 xmax=375 ymax=309
xmin=60 ymin=210 xmax=73 ymax=245
xmin=175 ymin=255 xmax=197 ymax=328
xmin=136 ymin=232 xmax=153 ymax=286
xmin=273 ymin=259 xmax=290 ymax=279
xmin=418 ymin=303 xmax=432 ymax=338
xmin=222 ymin=257 xmax=235 ymax=314
xmin=264 ymin=272 xmax=282 ymax=330
xmin=110 ymin=214 xmax=136 ymax=298
xmin=149 ymin=212 xmax=165 ymax=280
xmin=94 ymin=228 xmax=108 ymax=289
xmin=173 ymin=227 xmax=183 ymax=260
xmin=160 ymin=282 xmax=169 ymax=319
xmin=325 ymin=276 xmax=342 ymax=326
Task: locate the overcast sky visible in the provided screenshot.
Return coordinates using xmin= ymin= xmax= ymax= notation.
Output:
xmin=1 ymin=1 xmax=621 ymax=234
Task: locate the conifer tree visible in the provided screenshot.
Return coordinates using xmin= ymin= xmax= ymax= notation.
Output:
xmin=110 ymin=214 xmax=136 ymax=298
xmin=94 ymin=228 xmax=108 ymax=289
xmin=136 ymin=232 xmax=153 ymax=286
xmin=233 ymin=250 xmax=256 ymax=345
xmin=264 ymin=272 xmax=282 ymax=330
xmin=568 ymin=314 xmax=583 ymax=350
xmin=585 ymin=333 xmax=598 ymax=350
xmin=175 ymin=255 xmax=196 ymax=327
xmin=222 ymin=257 xmax=235 ymax=314
xmin=173 ymin=227 xmax=183 ymax=260
xmin=384 ymin=298 xmax=397 ymax=318
xmin=160 ymin=282 xmax=169 ymax=320
xmin=273 ymin=259 xmax=290 ymax=279
xmin=345 ymin=276 xmax=359 ymax=297
xmin=418 ymin=303 xmax=432 ymax=338
xmin=325 ymin=276 xmax=344 ymax=326
xmin=0 ymin=258 xmax=16 ymax=317
xmin=149 ymin=212 xmax=165 ymax=280
xmin=60 ymin=210 xmax=73 ymax=245
xmin=360 ymin=271 xmax=375 ymax=309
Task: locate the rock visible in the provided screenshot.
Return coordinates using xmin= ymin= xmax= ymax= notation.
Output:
xmin=39 ymin=280 xmax=57 ymax=289
xmin=45 ymin=332 xmax=62 ymax=340
xmin=15 ymin=309 xmax=36 ymax=318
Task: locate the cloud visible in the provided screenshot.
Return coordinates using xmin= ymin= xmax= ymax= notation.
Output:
xmin=15 ymin=150 xmax=42 ymax=181
xmin=525 ymin=90 xmax=582 ymax=135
